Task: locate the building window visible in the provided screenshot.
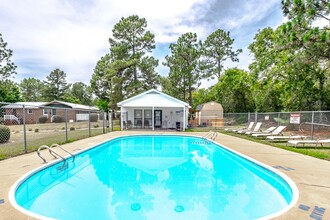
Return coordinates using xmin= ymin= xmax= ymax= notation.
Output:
xmin=43 ymin=109 xmax=48 ymax=115
xmin=27 ymin=109 xmax=33 ymax=114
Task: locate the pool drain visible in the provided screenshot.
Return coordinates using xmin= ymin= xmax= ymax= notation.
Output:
xmin=174 ymin=205 xmax=184 ymax=212
xmin=131 ymin=203 xmax=141 ymax=211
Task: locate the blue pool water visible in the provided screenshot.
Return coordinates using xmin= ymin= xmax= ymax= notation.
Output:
xmin=12 ymin=135 xmax=297 ymax=220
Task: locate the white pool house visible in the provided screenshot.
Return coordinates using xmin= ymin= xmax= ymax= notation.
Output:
xmin=117 ymin=89 xmax=190 ymax=131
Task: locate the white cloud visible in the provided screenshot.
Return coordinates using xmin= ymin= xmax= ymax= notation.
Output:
xmin=0 ymin=0 xmax=285 ymax=87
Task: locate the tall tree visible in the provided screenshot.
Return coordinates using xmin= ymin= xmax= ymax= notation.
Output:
xmin=19 ymin=78 xmax=45 ymax=102
xmin=248 ymin=27 xmax=286 ymax=112
xmin=91 ymin=54 xmax=112 ymax=109
xmin=0 ymin=33 xmax=16 ymax=80
xmin=91 ymin=15 xmax=160 ymax=110
xmin=70 ymin=82 xmax=93 ymax=106
xmin=249 ymin=25 xmax=330 ymax=111
xmin=109 ymin=15 xmax=158 ymax=97
xmin=163 ymin=32 xmax=202 ymax=106
xmin=0 ymin=33 xmax=20 ymax=102
xmin=210 ymin=68 xmax=255 ymax=113
xmin=200 ymin=29 xmax=242 ymax=81
xmin=43 ymin=68 xmax=70 ymax=101
xmin=280 ymin=0 xmax=330 ymax=110
xmin=281 ymin=0 xmax=330 ymax=61
xmin=192 ymin=88 xmax=213 ymax=109
xmin=0 ymin=80 xmax=21 ymax=102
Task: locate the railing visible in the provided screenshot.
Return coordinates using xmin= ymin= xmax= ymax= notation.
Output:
xmin=37 ymin=144 xmax=75 ymax=163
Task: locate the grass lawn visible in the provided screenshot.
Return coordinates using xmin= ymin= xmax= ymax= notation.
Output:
xmin=0 ymin=120 xmax=121 ymax=160
xmin=216 ymin=130 xmax=330 ymax=161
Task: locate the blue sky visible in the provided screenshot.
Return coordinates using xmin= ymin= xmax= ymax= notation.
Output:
xmin=0 ymin=0 xmax=285 ymax=88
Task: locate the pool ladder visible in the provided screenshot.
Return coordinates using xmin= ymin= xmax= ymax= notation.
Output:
xmin=203 ymin=131 xmax=218 ymax=141
xmin=37 ymin=144 xmax=75 ymax=163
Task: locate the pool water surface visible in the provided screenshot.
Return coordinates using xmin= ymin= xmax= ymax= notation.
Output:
xmin=11 ymin=135 xmax=297 ymax=220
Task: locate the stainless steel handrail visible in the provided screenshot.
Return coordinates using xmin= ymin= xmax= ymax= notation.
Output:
xmin=50 ymin=144 xmax=75 ymax=162
xmin=210 ymin=131 xmax=218 ymax=140
xmin=37 ymin=145 xmax=66 ymax=163
xmin=202 ymin=130 xmax=214 ymax=140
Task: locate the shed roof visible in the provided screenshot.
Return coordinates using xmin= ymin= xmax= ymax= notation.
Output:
xmin=117 ymin=89 xmax=190 ymax=108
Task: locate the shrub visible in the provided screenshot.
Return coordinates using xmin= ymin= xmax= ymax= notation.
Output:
xmin=94 ymin=124 xmax=99 ymax=128
xmin=0 ymin=125 xmax=10 ymax=143
xmin=28 ymin=128 xmax=32 ymax=131
xmin=35 ymin=128 xmax=39 ymax=133
xmin=38 ymin=115 xmax=48 ymax=124
xmin=52 ymin=115 xmax=63 ymax=123
xmin=89 ymin=113 xmax=98 ymax=122
xmin=70 ymin=127 xmax=75 ymax=131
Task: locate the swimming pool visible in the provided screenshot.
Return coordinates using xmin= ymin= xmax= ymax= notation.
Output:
xmin=10 ymin=135 xmax=298 ymax=220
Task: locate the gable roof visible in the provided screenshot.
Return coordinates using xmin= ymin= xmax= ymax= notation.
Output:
xmin=117 ymin=89 xmax=190 ymax=108
xmin=44 ymin=100 xmax=98 ymax=110
xmin=2 ymin=102 xmax=47 ymax=109
xmin=3 ymin=101 xmax=98 ymax=110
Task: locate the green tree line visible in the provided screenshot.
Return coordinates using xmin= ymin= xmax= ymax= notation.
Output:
xmin=1 ymin=1 xmax=329 ymax=112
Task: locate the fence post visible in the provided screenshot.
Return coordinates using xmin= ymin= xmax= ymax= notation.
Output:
xmin=248 ymin=112 xmax=250 ymax=124
xmin=311 ymin=111 xmax=315 ymax=139
xmin=22 ymin=105 xmax=27 ymax=153
xmin=102 ymin=111 xmax=105 ymax=134
xmin=65 ymin=109 xmax=68 ymax=142
xmin=278 ymin=112 xmax=281 ymax=126
xmin=255 ymin=111 xmax=258 ymax=123
xmin=109 ymin=111 xmax=113 ymax=132
xmin=88 ymin=109 xmax=91 ymax=137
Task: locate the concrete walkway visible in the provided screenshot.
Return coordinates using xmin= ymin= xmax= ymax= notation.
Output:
xmin=0 ymin=131 xmax=329 ymax=219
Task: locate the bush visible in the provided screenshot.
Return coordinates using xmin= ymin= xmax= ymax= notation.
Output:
xmin=70 ymin=127 xmax=75 ymax=131
xmin=94 ymin=124 xmax=99 ymax=128
xmin=38 ymin=115 xmax=48 ymax=124
xmin=35 ymin=128 xmax=39 ymax=133
xmin=90 ymin=113 xmax=98 ymax=122
xmin=0 ymin=125 xmax=10 ymax=143
xmin=28 ymin=128 xmax=32 ymax=131
xmin=52 ymin=115 xmax=63 ymax=123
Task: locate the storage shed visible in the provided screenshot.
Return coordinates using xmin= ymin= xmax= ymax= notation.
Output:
xmin=195 ymin=101 xmax=224 ymax=127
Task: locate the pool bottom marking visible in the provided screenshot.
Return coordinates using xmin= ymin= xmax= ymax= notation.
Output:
xmin=131 ymin=203 xmax=141 ymax=211
xmin=0 ymin=199 xmax=4 ymax=204
xmin=273 ymin=165 xmax=295 ymax=171
xmin=174 ymin=205 xmax=184 ymax=213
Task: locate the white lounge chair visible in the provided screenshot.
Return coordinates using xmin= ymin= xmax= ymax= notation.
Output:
xmin=230 ymin=122 xmax=255 ymax=133
xmin=252 ymin=126 xmax=287 ymax=137
xmin=237 ymin=122 xmax=262 ymax=134
xmin=245 ymin=125 xmax=275 ymax=135
xmin=287 ymin=139 xmax=330 ymax=148
xmin=224 ymin=121 xmax=254 ymax=132
xmin=267 ymin=135 xmax=308 ymax=141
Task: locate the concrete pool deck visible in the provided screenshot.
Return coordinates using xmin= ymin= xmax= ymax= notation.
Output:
xmin=0 ymin=131 xmax=329 ymax=219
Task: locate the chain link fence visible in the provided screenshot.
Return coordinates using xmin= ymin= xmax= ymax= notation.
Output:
xmin=0 ymin=102 xmax=114 ymax=160
xmin=189 ymin=110 xmax=330 ymax=138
